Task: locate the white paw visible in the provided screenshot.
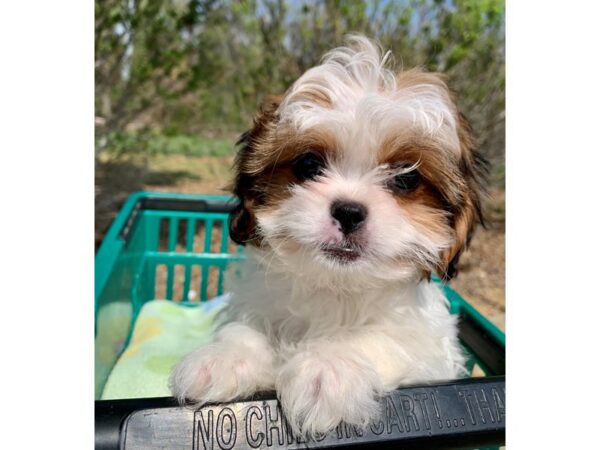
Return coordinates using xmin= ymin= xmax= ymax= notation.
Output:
xmin=170 ymin=323 xmax=275 ymax=405
xmin=276 ymin=350 xmax=383 ymax=437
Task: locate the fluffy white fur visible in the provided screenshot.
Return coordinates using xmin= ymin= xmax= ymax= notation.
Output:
xmin=171 ymin=36 xmax=467 ymax=438
xmin=280 ymin=35 xmax=461 ymax=169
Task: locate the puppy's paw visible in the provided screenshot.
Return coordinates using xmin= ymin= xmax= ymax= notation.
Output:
xmin=170 ymin=324 xmax=275 ymax=405
xmin=276 ymin=350 xmax=382 ymax=437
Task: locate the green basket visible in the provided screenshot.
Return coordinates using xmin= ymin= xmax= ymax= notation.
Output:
xmin=95 ymin=191 xmax=505 ymax=400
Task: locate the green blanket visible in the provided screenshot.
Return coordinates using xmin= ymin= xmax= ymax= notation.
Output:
xmin=101 ymin=297 xmax=227 ymax=400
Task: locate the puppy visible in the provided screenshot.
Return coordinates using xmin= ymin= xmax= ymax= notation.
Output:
xmin=170 ymin=35 xmax=486 ymax=437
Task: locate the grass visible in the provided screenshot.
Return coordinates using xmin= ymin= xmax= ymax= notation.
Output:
xmin=102 ymin=131 xmax=239 ymax=159
xmin=147 ymin=134 xmax=236 ymax=157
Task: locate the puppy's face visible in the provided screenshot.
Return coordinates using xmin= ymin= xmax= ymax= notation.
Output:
xmin=230 ymin=38 xmax=486 ymax=284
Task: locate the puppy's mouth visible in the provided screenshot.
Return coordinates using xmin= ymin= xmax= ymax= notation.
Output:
xmin=320 ymin=243 xmax=363 ymax=262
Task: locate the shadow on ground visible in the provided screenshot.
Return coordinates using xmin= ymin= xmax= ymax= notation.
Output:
xmin=95 ymin=158 xmax=199 ymax=251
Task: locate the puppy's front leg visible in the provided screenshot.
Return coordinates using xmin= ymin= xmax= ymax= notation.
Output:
xmin=170 ymin=322 xmax=275 ymax=405
xmin=275 ymin=329 xmax=463 ymax=437
xmin=276 ymin=337 xmax=385 ymax=438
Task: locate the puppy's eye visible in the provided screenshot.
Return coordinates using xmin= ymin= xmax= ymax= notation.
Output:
xmin=391 ymin=168 xmax=421 ymax=192
xmin=292 ymin=152 xmax=325 ymax=181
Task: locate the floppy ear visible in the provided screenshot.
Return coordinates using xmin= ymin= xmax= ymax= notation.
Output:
xmin=437 ymin=114 xmax=488 ymax=281
xmin=229 ymin=96 xmax=282 ymax=246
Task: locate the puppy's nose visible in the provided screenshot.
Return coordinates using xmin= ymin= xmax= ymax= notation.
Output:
xmin=330 ymin=200 xmax=368 ymax=235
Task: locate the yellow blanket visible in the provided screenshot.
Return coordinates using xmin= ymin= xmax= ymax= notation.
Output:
xmin=101 ymin=297 xmax=227 ymax=399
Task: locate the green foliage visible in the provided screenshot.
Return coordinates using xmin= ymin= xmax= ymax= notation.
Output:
xmin=146 ymin=135 xmax=234 ymax=157
xmin=96 ymin=0 xmax=505 ymax=182
xmin=99 ymin=130 xmax=233 ymax=157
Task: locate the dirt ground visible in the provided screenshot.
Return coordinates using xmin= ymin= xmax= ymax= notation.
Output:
xmin=96 ymin=154 xmax=505 ymax=330
xmin=449 ymin=189 xmax=505 ymax=331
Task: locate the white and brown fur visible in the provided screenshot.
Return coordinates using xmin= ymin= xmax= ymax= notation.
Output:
xmin=170 ymin=35 xmax=487 ymax=437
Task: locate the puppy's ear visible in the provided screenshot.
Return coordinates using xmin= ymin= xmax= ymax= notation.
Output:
xmin=229 ymin=96 xmax=282 ymax=246
xmin=437 ymin=113 xmax=488 ymax=281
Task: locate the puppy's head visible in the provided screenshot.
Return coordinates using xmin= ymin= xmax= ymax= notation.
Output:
xmin=230 ymin=36 xmax=486 ymax=285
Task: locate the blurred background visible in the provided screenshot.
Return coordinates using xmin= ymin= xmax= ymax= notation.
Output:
xmin=95 ymin=0 xmax=505 ymax=329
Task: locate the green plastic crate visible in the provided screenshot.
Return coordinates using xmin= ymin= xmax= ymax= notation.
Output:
xmin=95 ymin=191 xmax=505 ymax=400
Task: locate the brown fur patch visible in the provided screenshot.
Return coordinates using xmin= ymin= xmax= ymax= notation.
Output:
xmin=286 ymin=86 xmax=333 ymax=109
xmin=379 ymin=138 xmax=466 ymax=210
xmin=229 ymin=97 xmax=338 ymax=245
xmin=436 ymin=114 xmax=488 ymax=280
xmin=395 ymin=69 xmax=452 ymax=94
xmin=380 ymin=70 xmax=488 ymax=279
